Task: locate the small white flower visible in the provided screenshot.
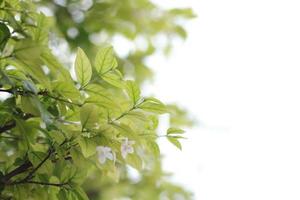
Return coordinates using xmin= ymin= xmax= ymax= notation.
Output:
xmin=96 ymin=146 xmax=114 ymax=164
xmin=121 ymin=138 xmax=135 ymax=159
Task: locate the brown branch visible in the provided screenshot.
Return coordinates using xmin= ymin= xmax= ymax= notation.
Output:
xmin=0 ymin=88 xmax=82 ymax=106
xmin=10 ymin=180 xmax=69 ymax=187
xmin=1 ymin=140 xmax=70 ymax=187
xmin=0 ymin=113 xmax=33 ymax=135
xmin=0 ymin=121 xmax=16 ymax=134
xmin=0 ymin=147 xmax=53 ymax=186
xmin=21 ymin=148 xmax=54 ymax=182
xmin=0 ymin=161 xmax=32 ymax=185
xmin=0 ymin=89 xmax=13 ymax=93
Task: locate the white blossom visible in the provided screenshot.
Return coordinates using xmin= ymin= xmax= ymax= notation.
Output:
xmin=96 ymin=146 xmax=114 ymax=164
xmin=121 ymin=138 xmax=135 ymax=159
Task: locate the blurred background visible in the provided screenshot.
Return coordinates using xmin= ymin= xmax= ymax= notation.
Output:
xmin=146 ymin=0 xmax=300 ymax=199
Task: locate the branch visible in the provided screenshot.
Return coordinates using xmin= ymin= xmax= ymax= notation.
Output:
xmin=109 ymin=100 xmax=145 ymax=123
xmin=0 ymin=113 xmax=33 ymax=135
xmin=0 ymin=161 xmax=32 ymax=185
xmin=0 ymin=88 xmax=82 ymax=106
xmin=0 ymin=147 xmax=53 ymax=185
xmin=21 ymin=148 xmax=54 ymax=181
xmin=10 ymin=180 xmax=69 ymax=188
xmin=0 ymin=121 xmax=16 ymax=134
xmin=43 ymin=93 xmax=82 ymax=107
xmin=0 ymin=89 xmax=13 ymax=93
xmin=0 ymin=135 xmax=19 ymax=140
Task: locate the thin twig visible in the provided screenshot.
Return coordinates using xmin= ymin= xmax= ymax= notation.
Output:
xmin=109 ymin=100 xmax=145 ymax=123
xmin=11 ymin=180 xmax=69 ymax=187
xmin=0 ymin=113 xmax=33 ymax=134
xmin=0 ymin=161 xmax=32 ymax=184
xmin=21 ymin=148 xmax=54 ymax=181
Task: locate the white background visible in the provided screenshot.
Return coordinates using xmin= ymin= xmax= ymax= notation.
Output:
xmin=148 ymin=0 xmax=300 ymax=199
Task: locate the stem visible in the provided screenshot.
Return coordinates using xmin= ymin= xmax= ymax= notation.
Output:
xmin=44 ymin=93 xmax=82 ymax=107
xmin=0 ymin=161 xmax=32 ymax=185
xmin=0 ymin=122 xmax=16 ymax=134
xmin=0 ymin=89 xmax=13 ymax=93
xmin=0 ymin=54 xmax=13 ymax=60
xmin=0 ymin=135 xmax=19 ymax=140
xmin=109 ymin=100 xmax=145 ymax=123
xmin=21 ymin=148 xmax=54 ymax=181
xmin=0 ymin=88 xmax=82 ymax=107
xmin=11 ymin=180 xmax=69 ymax=188
xmin=0 ymin=113 xmax=33 ymax=135
xmin=0 ymin=141 xmax=71 ymax=189
xmin=0 ymin=7 xmax=32 ymax=13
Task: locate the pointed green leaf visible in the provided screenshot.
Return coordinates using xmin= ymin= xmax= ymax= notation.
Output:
xmin=125 ymin=80 xmax=141 ymax=105
xmin=167 ymin=137 xmax=182 ymax=150
xmin=138 ymin=97 xmax=167 ymax=114
xmin=80 ymin=103 xmax=99 ymax=129
xmin=73 ymin=186 xmax=89 ymax=200
xmin=23 ymin=80 xmax=38 ymax=94
xmin=102 ymin=70 xmax=124 ymax=88
xmin=95 ymin=46 xmax=117 ymax=75
xmin=75 ymin=48 xmax=92 ymax=87
xmin=0 ymin=22 xmax=10 ymax=50
xmin=167 ymin=127 xmax=185 ymax=135
xmin=78 ymin=137 xmax=97 ymax=158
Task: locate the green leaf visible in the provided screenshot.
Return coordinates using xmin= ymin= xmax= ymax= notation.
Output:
xmin=125 ymin=80 xmax=141 ymax=105
xmin=95 ymin=46 xmax=117 ymax=75
xmin=21 ymin=96 xmax=40 ymax=116
xmin=78 ymin=137 xmax=97 ymax=158
xmin=72 ymin=186 xmax=89 ymax=200
xmin=53 ymin=81 xmax=81 ymax=103
xmin=75 ymin=48 xmax=92 ymax=87
xmin=167 ymin=137 xmax=182 ymax=150
xmin=48 ymin=176 xmax=61 ymax=195
xmin=138 ymin=97 xmax=167 ymax=114
xmin=126 ymin=154 xmax=143 ymax=170
xmin=167 ymin=127 xmax=185 ymax=135
xmin=102 ymin=70 xmax=124 ymax=88
xmin=110 ymin=123 xmax=138 ymax=140
xmin=147 ymin=141 xmax=160 ymax=158
xmin=80 ymin=103 xmax=99 ymax=129
xmin=0 ymin=22 xmax=10 ymax=51
xmin=58 ymin=189 xmax=69 ymax=200
xmin=23 ymin=80 xmax=38 ymax=94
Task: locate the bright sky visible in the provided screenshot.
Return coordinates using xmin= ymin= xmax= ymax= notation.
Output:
xmin=148 ymin=0 xmax=300 ymax=199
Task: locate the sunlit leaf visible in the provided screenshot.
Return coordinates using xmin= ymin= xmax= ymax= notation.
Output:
xmin=95 ymin=46 xmax=117 ymax=75
xmin=75 ymin=48 xmax=92 ymax=87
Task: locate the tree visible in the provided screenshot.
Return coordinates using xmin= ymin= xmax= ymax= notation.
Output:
xmin=0 ymin=0 xmax=194 ymax=199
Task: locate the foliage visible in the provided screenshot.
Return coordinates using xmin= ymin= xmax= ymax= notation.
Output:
xmin=0 ymin=0 xmax=194 ymax=199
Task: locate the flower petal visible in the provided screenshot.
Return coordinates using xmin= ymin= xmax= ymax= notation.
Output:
xmin=99 ymin=154 xmax=106 ymax=164
xmin=121 ymin=150 xmax=128 ymax=159
xmin=106 ymin=152 xmax=114 ymax=160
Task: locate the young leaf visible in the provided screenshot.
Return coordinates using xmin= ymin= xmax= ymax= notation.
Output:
xmin=75 ymin=48 xmax=92 ymax=87
xmin=0 ymin=22 xmax=10 ymax=50
xmin=80 ymin=103 xmax=99 ymax=129
xmin=167 ymin=127 xmax=185 ymax=135
xmin=102 ymin=70 xmax=124 ymax=88
xmin=23 ymin=80 xmax=38 ymax=94
xmin=125 ymin=80 xmax=141 ymax=105
xmin=167 ymin=137 xmax=182 ymax=150
xmin=78 ymin=137 xmax=97 ymax=158
xmin=126 ymin=154 xmax=143 ymax=170
xmin=138 ymin=97 xmax=167 ymax=114
xmin=147 ymin=141 xmax=160 ymax=158
xmin=95 ymin=46 xmax=117 ymax=75
xmin=72 ymin=186 xmax=89 ymax=200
